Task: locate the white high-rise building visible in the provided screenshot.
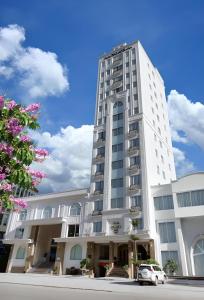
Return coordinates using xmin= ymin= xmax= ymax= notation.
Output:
xmin=89 ymin=41 xmax=176 ymax=243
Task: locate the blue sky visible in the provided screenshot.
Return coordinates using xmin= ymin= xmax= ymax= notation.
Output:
xmin=0 ymin=0 xmax=204 ymax=192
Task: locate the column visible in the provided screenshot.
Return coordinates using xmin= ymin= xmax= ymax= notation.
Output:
xmin=54 ymin=242 xmax=66 ymax=275
xmin=128 ymin=240 xmax=134 ymax=278
xmin=109 ymin=241 xmax=114 ymax=268
xmin=175 ymin=219 xmax=188 ymax=275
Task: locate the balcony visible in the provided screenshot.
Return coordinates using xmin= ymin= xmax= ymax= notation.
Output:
xmin=110 ymin=80 xmax=123 ymax=91
xmin=93 ymin=171 xmax=104 ymax=181
xmin=93 ymin=138 xmax=105 ymax=148
xmin=111 ymin=59 xmax=123 ymax=68
xmin=128 ymin=164 xmax=140 ymax=175
xmin=129 ymin=206 xmax=141 ymax=216
xmin=127 ymin=130 xmax=139 ymax=139
xmin=127 ymin=147 xmax=139 ymax=156
xmin=127 ymin=185 xmax=141 ymax=196
xmin=93 ymin=189 xmax=104 ymax=196
xmin=92 ymin=210 xmax=102 ymax=216
xmin=111 ymin=69 xmax=123 ymax=78
xmin=93 ymin=154 xmax=105 ymax=163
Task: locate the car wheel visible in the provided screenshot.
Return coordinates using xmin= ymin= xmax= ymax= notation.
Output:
xmin=162 ymin=276 xmax=167 ymax=284
xmin=139 ymin=281 xmax=143 ymax=286
xmin=153 ymin=277 xmax=158 ymax=286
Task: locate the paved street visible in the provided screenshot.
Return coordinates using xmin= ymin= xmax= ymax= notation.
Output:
xmin=0 ymin=274 xmax=204 ymax=300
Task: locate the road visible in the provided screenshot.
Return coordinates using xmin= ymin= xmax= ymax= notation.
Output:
xmin=0 ymin=281 xmax=204 ymax=300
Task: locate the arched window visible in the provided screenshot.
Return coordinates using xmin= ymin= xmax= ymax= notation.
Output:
xmin=16 ymin=247 xmax=26 ymax=259
xmin=43 ymin=206 xmax=52 ymax=219
xmin=70 ymin=203 xmax=81 ymax=216
xmin=193 ymin=239 xmax=204 ymax=276
xmin=19 ymin=209 xmax=27 ymax=221
xmin=70 ymin=244 xmax=82 ymax=260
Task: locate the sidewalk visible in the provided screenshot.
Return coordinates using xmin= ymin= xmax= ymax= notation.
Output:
xmin=0 ymin=273 xmax=204 ymax=293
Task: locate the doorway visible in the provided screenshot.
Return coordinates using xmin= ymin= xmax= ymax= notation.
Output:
xmin=118 ymin=244 xmax=128 ymax=266
xmin=0 ymin=242 xmax=11 ymax=272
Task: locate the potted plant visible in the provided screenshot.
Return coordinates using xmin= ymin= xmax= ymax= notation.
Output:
xmin=111 ymin=221 xmax=121 ymax=234
xmin=131 ymin=219 xmax=139 ymax=230
xmin=164 ymin=259 xmax=178 ymax=276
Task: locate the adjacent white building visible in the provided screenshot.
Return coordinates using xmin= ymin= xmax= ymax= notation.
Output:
xmin=2 ymin=41 xmax=204 ymax=277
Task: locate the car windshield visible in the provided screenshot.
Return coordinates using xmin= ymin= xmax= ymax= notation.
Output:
xmin=139 ymin=265 xmax=152 ymax=271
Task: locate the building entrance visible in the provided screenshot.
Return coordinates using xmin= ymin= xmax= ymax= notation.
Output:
xmin=0 ymin=243 xmax=11 ymax=272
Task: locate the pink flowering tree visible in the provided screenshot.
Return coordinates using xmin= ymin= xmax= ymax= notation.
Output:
xmin=0 ymin=96 xmax=48 ymax=212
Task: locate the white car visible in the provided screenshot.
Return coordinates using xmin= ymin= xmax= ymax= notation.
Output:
xmin=137 ymin=264 xmax=167 ymax=286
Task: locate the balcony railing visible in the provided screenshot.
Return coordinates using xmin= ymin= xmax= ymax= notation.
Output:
xmin=92 ymin=210 xmax=102 ymax=216
xmin=128 ymin=165 xmax=140 ymax=175
xmin=127 ymin=147 xmax=139 ymax=156
xmin=110 ymin=80 xmax=123 ymax=91
xmin=93 ymin=190 xmax=104 ymax=195
xmin=93 ymin=154 xmax=105 ymax=163
xmin=93 ymin=138 xmax=105 ymax=148
xmin=111 ymin=69 xmax=123 ymax=78
xmin=127 ymin=130 xmax=139 ymax=139
xmin=111 ymin=59 xmax=123 ymax=68
xmin=93 ymin=171 xmax=104 ymax=181
xmin=127 ymin=185 xmax=141 ymax=196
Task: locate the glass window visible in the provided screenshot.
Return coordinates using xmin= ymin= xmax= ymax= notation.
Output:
xmin=96 ymin=163 xmax=104 ymax=173
xmin=70 ymin=203 xmax=81 ymax=216
xmin=15 ymin=228 xmax=24 ymax=239
xmin=133 ymin=81 xmax=137 ymax=87
xmin=130 ymin=156 xmax=140 ymax=166
xmin=177 ymin=190 xmax=204 ymax=207
xmin=112 ymin=160 xmax=123 ymax=169
xmin=19 ymin=209 xmax=27 ymax=221
xmin=131 ymin=196 xmax=142 ymax=209
xmin=111 ymin=178 xmax=123 ymax=188
xmin=111 ymin=197 xmax=123 ymax=209
xmin=154 ymin=195 xmax=174 ymax=210
xmin=93 ymin=221 xmax=102 ymax=233
xmin=112 ymin=143 xmax=123 ymax=152
xmin=130 ymin=175 xmax=141 ymax=186
xmin=132 ymin=59 xmax=136 ymax=65
xmin=16 ymin=247 xmax=26 ymax=259
xmin=99 ymin=105 xmax=102 ymax=112
xmin=129 ymin=122 xmax=139 ymax=131
xmin=133 ymin=70 xmax=137 ymax=76
xmin=159 ymin=222 xmax=176 ymax=243
xmin=113 ymin=113 xmax=123 ymax=121
xmin=126 ymin=84 xmax=130 ymax=89
xmin=113 ymin=101 xmax=123 ymax=108
xmin=97 ymin=146 xmax=105 ymax=156
xmin=70 ymin=244 xmax=82 ymax=260
xmin=98 ymin=131 xmax=105 ymax=140
xmin=68 ymin=224 xmax=79 ymax=237
xmin=95 ymin=181 xmax=104 ymax=192
xmin=130 ymin=138 xmax=139 ymax=148
xmin=126 ymin=62 xmax=129 ymax=67
xmin=161 ymin=251 xmax=179 ymax=269
xmin=112 ymin=127 xmax=123 ymax=136
xmin=43 ymin=207 xmax=52 ymax=219
xmin=94 ymin=200 xmax=103 ymax=211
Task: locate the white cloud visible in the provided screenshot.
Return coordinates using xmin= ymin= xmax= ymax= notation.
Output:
xmin=173 ymin=147 xmax=195 ymax=177
xmin=168 ymin=90 xmax=204 ymax=149
xmin=0 ymin=24 xmax=68 ymax=99
xmin=31 ymin=125 xmax=94 ymax=193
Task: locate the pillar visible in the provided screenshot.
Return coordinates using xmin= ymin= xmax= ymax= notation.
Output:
xmin=54 ymin=242 xmax=65 ymax=275
xmin=128 ymin=240 xmax=134 ymax=278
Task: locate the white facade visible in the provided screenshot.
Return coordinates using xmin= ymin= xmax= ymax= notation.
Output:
xmin=3 ymin=41 xmax=204 ymax=277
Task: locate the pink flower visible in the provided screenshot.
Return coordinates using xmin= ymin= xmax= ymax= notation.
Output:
xmin=35 ymin=149 xmax=48 ymax=157
xmin=0 ymin=96 xmax=4 ymax=109
xmin=0 ymin=143 xmax=14 ymax=156
xmin=20 ymin=135 xmax=31 ymax=143
xmin=6 ymin=100 xmax=17 ymax=110
xmin=28 ymin=169 xmax=46 ymax=179
xmin=0 ymin=183 xmax=12 ymax=192
xmin=6 ymin=118 xmax=23 ymax=136
xmin=14 ymin=198 xmax=28 ymax=208
xmin=0 ymin=173 xmax=6 ymax=180
xmin=25 ymin=103 xmax=40 ymax=113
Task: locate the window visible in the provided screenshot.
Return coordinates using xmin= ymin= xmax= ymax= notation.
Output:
xmin=158 ymin=127 xmax=161 ymax=135
xmin=100 ymin=83 xmax=104 ymax=88
xmin=19 ymin=209 xmax=27 ymax=221
xmin=106 ymin=80 xmax=110 ymax=86
xmin=130 ymin=175 xmax=141 ymax=186
xmin=43 ymin=207 xmax=52 ymax=219
xmin=133 ymin=81 xmax=137 ymax=87
xmin=112 ymin=127 xmax=123 ymax=136
xmin=130 ymin=138 xmax=139 ymax=148
xmin=126 ymin=62 xmax=129 ymax=67
xmin=95 ymin=181 xmax=104 ymax=192
xmin=155 ymin=149 xmax=158 ymax=157
xmin=134 ymin=107 xmax=139 ymax=115
xmin=112 ymin=143 xmax=123 ymax=152
xmin=97 ymin=146 xmax=105 ymax=156
xmin=113 ymin=75 xmax=123 ymax=83
xmin=132 ymin=59 xmax=136 ymax=65
xmin=101 ymin=72 xmax=104 ymax=78
xmin=159 ymin=222 xmax=176 ymax=243
xmin=162 ymin=171 xmax=166 ymax=179
xmin=131 ymin=196 xmax=142 ymax=209
xmin=106 ymin=69 xmax=110 ymax=76
xmin=68 ymin=224 xmax=79 ymax=237
xmin=111 ymin=178 xmax=123 ymax=188
xmin=161 ymin=251 xmax=179 ymax=269
xmin=133 ymin=70 xmax=136 ymax=76
xmin=151 ymin=107 xmax=155 ymax=114
xmin=159 ymin=141 xmax=163 ymax=148
xmin=98 ymin=131 xmax=105 ymax=140
xmin=70 ymin=244 xmax=82 ymax=260
xmin=157 ymin=165 xmax=160 ymax=174
xmin=70 ymin=203 xmax=81 ymax=216
xmin=113 ymin=113 xmax=123 ymax=121
xmin=111 ymin=197 xmax=123 ymax=209
xmin=94 ymin=200 xmax=103 ymax=211
xmin=98 ymin=118 xmax=102 ymax=125
xmin=96 ymin=163 xmax=104 ymax=173
xmin=113 ymin=101 xmax=123 ymax=108
xmin=154 ymin=134 xmax=157 ymax=141
xmin=114 ymin=87 xmax=123 ymax=93
xmin=93 ymin=221 xmax=102 ymax=233
xmin=99 ymin=105 xmax=102 ymax=112
xmin=129 ymin=122 xmax=139 ymax=131
xmin=177 ymin=190 xmax=204 ymax=207
xmin=154 ymin=195 xmax=174 ymax=210
xmin=130 ymin=156 xmax=140 ymax=166
xmin=126 ymin=73 xmax=130 ymax=78
xmin=99 ymin=245 xmax=109 ymax=259
xmin=100 ymin=94 xmax=103 ymax=100
xmin=16 ymin=247 xmax=26 ymax=259
xmin=112 ymin=160 xmax=123 ymax=169
xmin=126 ymin=84 xmax=130 ymax=89
xmin=134 ymin=93 xmax=138 ymax=100
xmin=161 ymin=155 xmax=164 ymax=163
xmin=1 ymin=213 xmax=9 ymax=226
xmin=105 ymin=91 xmax=109 ymax=97
xmin=15 ymin=227 xmax=24 ymax=239
xmin=157 ymin=115 xmax=160 ymax=122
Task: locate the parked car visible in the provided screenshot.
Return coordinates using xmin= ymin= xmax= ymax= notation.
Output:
xmin=137 ymin=264 xmax=167 ymax=286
